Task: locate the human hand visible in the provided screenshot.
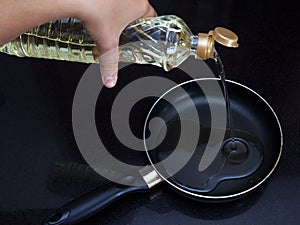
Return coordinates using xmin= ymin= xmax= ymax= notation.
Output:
xmin=74 ymin=0 xmax=157 ymax=88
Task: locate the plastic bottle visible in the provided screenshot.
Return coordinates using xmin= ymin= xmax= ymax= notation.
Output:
xmin=0 ymin=15 xmax=238 ymax=71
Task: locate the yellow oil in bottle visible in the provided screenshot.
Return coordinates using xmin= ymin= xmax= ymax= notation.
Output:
xmin=0 ymin=15 xmax=238 ymax=71
xmin=0 ymin=18 xmax=96 ymax=63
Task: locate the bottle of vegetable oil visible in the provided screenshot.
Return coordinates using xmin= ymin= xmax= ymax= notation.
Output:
xmin=0 ymin=15 xmax=238 ymax=71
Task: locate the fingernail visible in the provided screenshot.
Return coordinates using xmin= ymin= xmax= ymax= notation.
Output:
xmin=103 ymin=74 xmax=117 ymax=88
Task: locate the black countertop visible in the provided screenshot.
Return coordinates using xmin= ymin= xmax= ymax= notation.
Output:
xmin=0 ymin=0 xmax=299 ymax=224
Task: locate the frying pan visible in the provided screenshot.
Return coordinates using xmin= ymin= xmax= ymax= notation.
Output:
xmin=44 ymin=78 xmax=282 ymax=225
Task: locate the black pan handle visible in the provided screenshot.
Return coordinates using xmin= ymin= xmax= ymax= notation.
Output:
xmin=43 ymin=176 xmax=149 ymax=225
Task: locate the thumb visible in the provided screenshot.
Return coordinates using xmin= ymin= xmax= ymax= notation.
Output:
xmin=98 ymin=46 xmax=119 ymax=88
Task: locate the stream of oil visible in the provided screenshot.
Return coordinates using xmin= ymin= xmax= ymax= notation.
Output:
xmin=214 ymin=50 xmax=237 ymax=149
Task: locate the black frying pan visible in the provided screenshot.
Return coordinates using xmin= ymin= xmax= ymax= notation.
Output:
xmin=44 ymin=78 xmax=282 ymax=225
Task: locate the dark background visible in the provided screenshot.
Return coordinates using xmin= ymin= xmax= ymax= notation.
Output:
xmin=0 ymin=0 xmax=299 ymax=224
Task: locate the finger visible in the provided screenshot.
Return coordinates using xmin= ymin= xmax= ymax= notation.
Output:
xmin=98 ymin=46 xmax=119 ymax=88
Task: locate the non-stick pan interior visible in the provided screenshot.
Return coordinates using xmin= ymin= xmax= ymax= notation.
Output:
xmin=144 ymin=79 xmax=282 ymax=200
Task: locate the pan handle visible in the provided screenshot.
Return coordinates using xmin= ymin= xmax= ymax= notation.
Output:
xmin=43 ymin=176 xmax=149 ymax=225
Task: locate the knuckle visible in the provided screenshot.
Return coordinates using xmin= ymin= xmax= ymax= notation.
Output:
xmin=100 ymin=62 xmax=118 ymax=70
xmin=136 ymin=0 xmax=150 ymax=15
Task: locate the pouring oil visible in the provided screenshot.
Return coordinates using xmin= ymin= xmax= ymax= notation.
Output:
xmin=213 ymin=50 xmax=264 ymax=168
xmin=0 ymin=16 xmax=237 ymax=71
xmin=213 ymin=50 xmax=254 ymax=164
xmin=213 ymin=50 xmax=236 ymax=148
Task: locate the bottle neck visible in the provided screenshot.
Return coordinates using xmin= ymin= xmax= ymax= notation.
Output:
xmin=190 ymin=33 xmax=215 ymax=60
xmin=190 ymin=35 xmax=199 ymax=53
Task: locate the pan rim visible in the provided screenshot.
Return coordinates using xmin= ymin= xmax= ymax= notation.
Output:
xmin=143 ymin=77 xmax=283 ymax=200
